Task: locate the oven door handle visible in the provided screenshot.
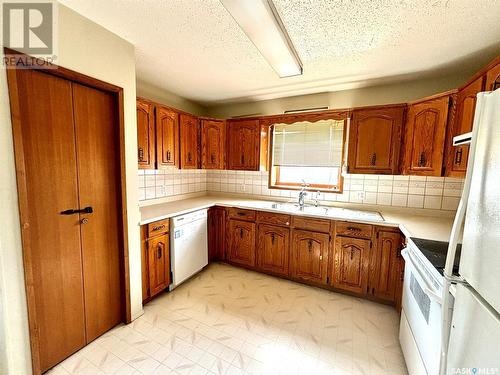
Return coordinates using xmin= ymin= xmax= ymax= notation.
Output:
xmin=401 ymin=248 xmax=443 ymax=304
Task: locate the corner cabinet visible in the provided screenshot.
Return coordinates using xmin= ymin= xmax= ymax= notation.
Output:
xmin=141 ymin=219 xmax=171 ymax=303
xmin=226 ymin=119 xmax=261 ymax=170
xmin=179 ymin=113 xmax=199 ymax=169
xmin=136 ymin=98 xmax=155 ymax=169
xmin=290 ymin=229 xmax=329 ymax=285
xmin=348 ymin=105 xmax=405 ymax=174
xmin=402 ymin=94 xmax=451 ymax=176
xmin=201 ymin=119 xmax=225 ymax=169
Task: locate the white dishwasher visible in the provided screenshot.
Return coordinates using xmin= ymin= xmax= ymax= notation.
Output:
xmin=170 ymin=209 xmax=208 ymax=290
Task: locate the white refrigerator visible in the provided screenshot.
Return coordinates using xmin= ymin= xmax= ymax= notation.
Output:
xmin=440 ymin=89 xmax=500 ymax=374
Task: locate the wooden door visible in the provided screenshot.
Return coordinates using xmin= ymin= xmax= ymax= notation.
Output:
xmin=348 ymin=106 xmax=405 ymax=174
xmin=291 ymin=230 xmax=329 ymax=284
xmin=148 ymin=233 xmax=171 ymax=297
xmin=227 ymin=119 xmax=260 ymax=170
xmin=136 ymin=98 xmax=155 ymax=169
xmin=333 ymin=236 xmax=370 ymax=295
xmin=179 ymin=113 xmax=199 ymax=169
xmin=156 ymin=106 xmax=179 ymax=168
xmin=402 ymin=95 xmax=450 ymax=176
xmin=73 ymin=83 xmax=123 ymax=342
xmin=257 ymin=224 xmax=290 ymax=276
xmin=208 ymin=207 xmax=226 ymax=261
xmin=227 ymin=219 xmax=256 ymax=267
xmin=201 ymin=119 xmax=225 ymax=169
xmin=445 ymin=77 xmax=484 ymax=177
xmin=8 ymin=69 xmax=87 ymax=372
xmin=369 ymin=230 xmax=402 ymax=302
xmin=485 ymin=59 xmax=500 ymax=91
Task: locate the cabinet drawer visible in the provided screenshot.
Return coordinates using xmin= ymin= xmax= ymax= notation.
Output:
xmin=336 ymin=221 xmax=372 ymax=239
xmin=292 ymin=216 xmax=331 ymax=233
xmin=257 ymin=211 xmax=291 ymax=227
xmin=227 ymin=208 xmax=256 ymax=221
xmin=147 ymin=219 xmax=169 ymax=237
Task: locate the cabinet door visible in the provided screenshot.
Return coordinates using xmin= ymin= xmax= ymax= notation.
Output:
xmin=156 ymin=106 xmax=179 ymax=168
xmin=369 ymin=230 xmax=403 ymax=302
xmin=208 ymin=207 xmax=226 ymax=261
xmin=348 ymin=106 xmax=405 ymax=174
xmin=402 ymin=95 xmax=450 ymax=176
xmin=179 ymin=113 xmax=199 ymax=169
xmin=291 ymin=230 xmax=329 ymax=284
xmin=485 ymin=59 xmax=500 ymax=91
xmin=445 ymin=77 xmax=484 ymax=177
xmin=333 ymin=236 xmax=370 ymax=295
xmin=257 ymin=224 xmax=290 ymax=276
xmin=227 ymin=119 xmax=260 ymax=170
xmin=227 ymin=219 xmax=256 ymax=267
xmin=137 ymin=98 xmax=155 ymax=169
xmin=201 ymin=119 xmax=225 ymax=169
xmin=148 ymin=233 xmax=171 ymax=297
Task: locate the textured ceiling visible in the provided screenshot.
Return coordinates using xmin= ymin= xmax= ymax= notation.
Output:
xmin=59 ymin=0 xmax=500 ymax=105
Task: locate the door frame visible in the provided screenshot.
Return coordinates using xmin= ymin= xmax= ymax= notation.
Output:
xmin=4 ymin=48 xmax=131 ymax=374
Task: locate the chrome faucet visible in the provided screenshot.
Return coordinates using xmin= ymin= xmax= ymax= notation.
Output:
xmin=298 ymin=180 xmax=308 ymax=210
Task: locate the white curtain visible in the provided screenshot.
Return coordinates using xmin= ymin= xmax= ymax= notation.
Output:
xmin=273 ymin=119 xmax=344 ymax=167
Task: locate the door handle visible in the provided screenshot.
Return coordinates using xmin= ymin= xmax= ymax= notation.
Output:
xmin=138 ymin=147 xmax=144 ymax=161
xmin=166 ymin=150 xmax=171 ymax=161
xmin=308 ymin=240 xmax=313 ymax=252
xmin=187 ymin=152 xmax=192 ymax=162
xmin=454 ymin=148 xmax=463 ymax=165
xmin=370 ymin=153 xmax=376 ymax=166
xmin=418 ymin=152 xmax=426 ymax=167
xmin=157 ymin=243 xmax=162 ymax=259
xmin=241 ymin=154 xmax=245 ymax=165
xmin=60 ymin=206 xmax=93 ymax=215
xmin=271 ymin=233 xmax=275 ymax=245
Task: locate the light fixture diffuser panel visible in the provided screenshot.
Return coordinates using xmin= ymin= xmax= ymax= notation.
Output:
xmin=220 ymin=0 xmax=303 ymax=78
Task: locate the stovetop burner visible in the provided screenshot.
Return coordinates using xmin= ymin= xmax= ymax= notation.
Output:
xmin=410 ymin=237 xmax=461 ymax=276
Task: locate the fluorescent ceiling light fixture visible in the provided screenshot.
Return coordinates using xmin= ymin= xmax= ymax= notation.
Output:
xmin=220 ymin=0 xmax=303 ymax=78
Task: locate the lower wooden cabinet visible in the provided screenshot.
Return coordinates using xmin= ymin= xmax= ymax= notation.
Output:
xmin=290 ymin=230 xmax=329 ymax=284
xmin=208 ymin=206 xmax=226 ymax=261
xmin=227 ymin=219 xmax=256 ymax=267
xmin=141 ymin=220 xmax=171 ymax=302
xmin=369 ymin=229 xmax=404 ymax=302
xmin=332 ymin=236 xmax=371 ymax=294
xmin=257 ymin=224 xmax=290 ymax=276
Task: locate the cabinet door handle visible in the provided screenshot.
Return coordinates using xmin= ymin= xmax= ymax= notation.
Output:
xmin=418 ymin=152 xmax=426 ymax=167
xmin=138 ymin=147 xmax=144 ymax=162
xmin=166 ymin=150 xmax=171 ymax=161
xmin=157 ymin=243 xmax=163 ymax=259
xmin=239 ymin=228 xmax=244 ymax=238
xmin=211 ymin=154 xmax=215 ymax=164
xmin=454 ymin=148 xmax=463 ymax=165
xmin=271 ymin=233 xmax=275 ymax=245
xmin=308 ymin=240 xmax=313 ymax=252
xmin=241 ymin=154 xmax=245 ymax=165
xmin=350 ymin=249 xmax=354 ymax=260
xmin=187 ymin=152 xmax=192 ymax=162
xmin=370 ymin=153 xmax=377 ymax=166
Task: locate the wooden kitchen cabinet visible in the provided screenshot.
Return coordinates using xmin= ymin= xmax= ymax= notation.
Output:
xmin=369 ymin=229 xmax=403 ymax=302
xmin=156 ymin=105 xmax=179 ymax=168
xmin=226 ymin=119 xmax=261 ymax=170
xmin=227 ymin=219 xmax=256 ymax=267
xmin=141 ymin=220 xmax=171 ymax=302
xmin=332 ymin=235 xmax=370 ymax=295
xmin=402 ymin=94 xmax=451 ymax=176
xmin=208 ymin=206 xmax=226 ymax=261
xmin=179 ymin=113 xmax=199 ymax=169
xmin=290 ymin=230 xmax=329 ymax=285
xmin=257 ymin=224 xmax=290 ymax=276
xmin=201 ymin=119 xmax=225 ymax=169
xmin=445 ymin=77 xmax=484 ymax=177
xmin=485 ymin=57 xmax=500 ymax=91
xmin=348 ymin=105 xmax=405 ymax=174
xmin=137 ymin=98 xmax=155 ymax=169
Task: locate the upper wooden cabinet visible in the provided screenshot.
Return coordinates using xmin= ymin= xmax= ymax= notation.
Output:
xmin=348 ymin=105 xmax=405 ymax=174
xmin=156 ymin=106 xmax=179 ymax=168
xmin=179 ymin=113 xmax=199 ymax=169
xmin=445 ymin=77 xmax=484 ymax=177
xmin=369 ymin=229 xmax=403 ymax=302
xmin=226 ymin=119 xmax=261 ymax=170
xmin=137 ymin=98 xmax=155 ymax=169
xmin=332 ymin=235 xmax=370 ymax=295
xmin=402 ymin=94 xmax=451 ymax=176
xmin=227 ymin=219 xmax=256 ymax=267
xmin=290 ymin=229 xmax=329 ymax=285
xmin=201 ymin=119 xmax=225 ymax=169
xmin=257 ymin=224 xmax=290 ymax=277
xmin=485 ymin=58 xmax=500 ymax=91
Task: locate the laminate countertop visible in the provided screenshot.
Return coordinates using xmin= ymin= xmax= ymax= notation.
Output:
xmin=139 ymin=195 xmax=457 ymax=242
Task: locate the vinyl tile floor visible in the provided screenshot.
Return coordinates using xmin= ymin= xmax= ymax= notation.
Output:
xmin=47 ymin=263 xmax=408 ymax=375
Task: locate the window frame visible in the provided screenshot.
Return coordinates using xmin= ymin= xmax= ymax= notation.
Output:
xmin=264 ymin=110 xmax=350 ymax=193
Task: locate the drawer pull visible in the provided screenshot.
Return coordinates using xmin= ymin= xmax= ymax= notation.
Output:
xmin=346 ymin=227 xmax=361 ymax=232
xmin=237 ymin=212 xmax=246 ymax=216
xmin=153 ymin=224 xmax=165 ymax=231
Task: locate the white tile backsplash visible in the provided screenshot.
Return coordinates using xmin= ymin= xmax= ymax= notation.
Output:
xmin=138 ymin=168 xmax=207 ymax=201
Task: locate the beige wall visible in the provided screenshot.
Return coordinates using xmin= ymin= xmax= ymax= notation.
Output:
xmin=137 ymin=80 xmax=207 ymax=116
xmin=0 ymin=5 xmax=142 ymax=374
xmin=205 ymin=73 xmax=469 ymax=118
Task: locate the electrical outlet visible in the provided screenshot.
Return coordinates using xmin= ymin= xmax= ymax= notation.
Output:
xmin=357 ymin=191 xmax=365 ymax=200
